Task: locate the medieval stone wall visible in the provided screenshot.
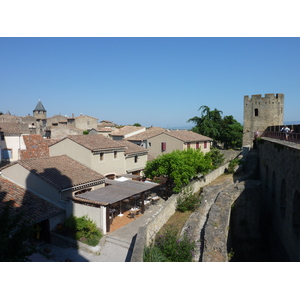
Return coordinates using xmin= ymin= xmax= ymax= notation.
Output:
xmin=243 ymin=93 xmax=284 ymax=147
xmin=258 ymin=138 xmax=300 ymax=261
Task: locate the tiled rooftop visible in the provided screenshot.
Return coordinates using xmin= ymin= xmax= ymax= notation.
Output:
xmin=117 ymin=139 xmax=148 ymax=155
xmin=126 ymin=127 xmax=166 ymax=141
xmin=110 ymin=125 xmax=146 ymax=137
xmin=0 ymin=122 xmax=30 ymax=135
xmin=0 ymin=177 xmax=64 ymax=224
xmin=58 ymin=134 xmax=126 ymax=151
xmin=164 ymin=130 xmax=213 ymax=142
xmin=2 ymin=155 xmax=105 ymax=191
xmin=20 ymin=135 xmax=50 ymax=159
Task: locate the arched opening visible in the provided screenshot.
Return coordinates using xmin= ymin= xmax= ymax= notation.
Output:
xmin=280 ymin=179 xmax=286 ymax=218
xmin=254 ymin=108 xmax=259 ymax=117
xmin=292 ymin=190 xmax=300 ymax=235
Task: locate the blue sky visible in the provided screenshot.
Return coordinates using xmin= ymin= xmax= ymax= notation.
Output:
xmin=1 ymin=37 xmax=300 ymax=128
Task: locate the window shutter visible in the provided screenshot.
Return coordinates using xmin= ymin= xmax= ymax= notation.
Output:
xmin=161 ymin=142 xmax=166 ymax=151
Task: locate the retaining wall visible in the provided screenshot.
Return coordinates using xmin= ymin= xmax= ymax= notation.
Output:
xmin=130 ymin=161 xmax=232 ymax=262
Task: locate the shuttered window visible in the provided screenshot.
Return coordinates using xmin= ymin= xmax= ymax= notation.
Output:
xmin=196 ymin=142 xmax=199 ymax=149
xmin=161 ymin=142 xmax=166 ymax=151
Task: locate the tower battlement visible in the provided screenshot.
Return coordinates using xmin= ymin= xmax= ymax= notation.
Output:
xmin=243 ymin=93 xmax=284 ymax=147
xmin=244 ymin=93 xmax=284 ymax=103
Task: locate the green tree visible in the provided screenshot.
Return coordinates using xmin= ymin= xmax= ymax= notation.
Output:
xmin=188 ymin=105 xmax=223 ymax=142
xmin=143 ymin=149 xmax=212 ymax=193
xmin=188 ymin=106 xmax=243 ymax=149
xmin=0 ymin=201 xmax=36 ymax=262
xmin=133 ymin=123 xmax=142 ymax=127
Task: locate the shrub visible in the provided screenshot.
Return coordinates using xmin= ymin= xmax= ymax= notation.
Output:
xmin=176 ymin=187 xmax=201 ymax=213
xmin=64 ymin=215 xmax=102 ymax=246
xmin=144 ymin=225 xmax=196 ymax=262
xmin=226 ymin=158 xmax=241 ymax=174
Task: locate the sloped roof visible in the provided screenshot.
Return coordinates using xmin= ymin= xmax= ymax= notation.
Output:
xmin=0 ymin=122 xmax=30 ymax=135
xmin=1 ymin=155 xmax=105 ymax=191
xmin=164 ymin=130 xmax=213 ymax=142
xmin=116 ymin=139 xmax=148 ymax=155
xmin=0 ymin=177 xmax=64 ymax=224
xmin=34 ymin=100 xmax=46 ymax=112
xmin=126 ymin=127 xmax=166 ymax=141
xmin=110 ymin=125 xmax=146 ymax=137
xmin=74 ymin=178 xmax=158 ymax=205
xmin=51 ymin=134 xmax=126 ymax=152
xmin=20 ymin=135 xmax=50 ymax=159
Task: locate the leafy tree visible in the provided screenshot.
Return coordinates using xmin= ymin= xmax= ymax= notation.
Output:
xmin=188 ymin=105 xmax=243 ymax=149
xmin=143 ymin=149 xmax=212 ymax=193
xmin=133 ymin=123 xmax=142 ymax=127
xmin=0 ymin=201 xmax=37 ymax=262
xmin=188 ymin=105 xmax=223 ymax=142
xmin=83 ymin=130 xmax=89 ymax=135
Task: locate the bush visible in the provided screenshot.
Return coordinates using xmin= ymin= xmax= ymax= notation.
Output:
xmin=144 ymin=226 xmax=196 ymax=262
xmin=64 ymin=215 xmax=102 ymax=246
xmin=176 ymin=187 xmax=201 ymax=213
xmin=226 ymin=158 xmax=241 ymax=173
xmin=205 ymin=147 xmax=225 ymax=167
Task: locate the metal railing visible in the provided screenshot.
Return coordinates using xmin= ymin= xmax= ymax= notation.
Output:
xmin=261 ymin=131 xmax=300 ymax=144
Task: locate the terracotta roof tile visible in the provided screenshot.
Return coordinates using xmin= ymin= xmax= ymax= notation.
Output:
xmin=110 ymin=125 xmax=146 ymax=137
xmin=52 ymin=134 xmax=126 ymax=152
xmin=126 ymin=127 xmax=166 ymax=141
xmin=3 ymin=155 xmax=105 ymax=191
xmin=20 ymin=135 xmax=50 ymax=159
xmin=117 ymin=139 xmax=148 ymax=155
xmin=0 ymin=177 xmax=64 ymax=224
xmin=164 ymin=130 xmax=213 ymax=142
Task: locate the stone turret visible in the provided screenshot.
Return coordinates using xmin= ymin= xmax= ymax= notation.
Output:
xmin=33 ymin=99 xmax=47 ymax=136
xmin=243 ymin=93 xmax=284 ymax=147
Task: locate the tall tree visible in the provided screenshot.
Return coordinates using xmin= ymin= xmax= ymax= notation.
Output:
xmin=188 ymin=105 xmax=243 ymax=149
xmin=188 ymin=105 xmax=223 ymax=142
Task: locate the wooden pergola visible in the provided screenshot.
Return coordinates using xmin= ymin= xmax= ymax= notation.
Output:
xmin=74 ymin=179 xmax=159 ymax=232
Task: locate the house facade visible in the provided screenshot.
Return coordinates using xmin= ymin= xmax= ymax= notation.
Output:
xmin=127 ymin=128 xmax=213 ymax=159
xmin=49 ymin=135 xmax=127 ymax=178
xmin=0 ymin=123 xmax=29 ymax=163
xmin=67 ymin=114 xmax=98 ymax=131
xmin=0 ymin=155 xmax=106 ymax=230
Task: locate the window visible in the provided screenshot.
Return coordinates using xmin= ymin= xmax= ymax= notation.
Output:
xmin=187 ymin=142 xmax=191 ymax=149
xmin=255 ymin=108 xmax=259 ymax=117
xmin=134 ymin=155 xmax=138 ymax=163
xmin=1 ymin=149 xmax=12 ymax=160
xmin=148 ymin=142 xmax=151 ymax=147
xmin=114 ymin=151 xmax=117 ymax=159
xmin=100 ymin=153 xmax=104 ymax=161
xmin=196 ymin=142 xmax=199 ymax=149
xmin=204 ymin=141 xmax=207 ymax=149
xmin=161 ymin=142 xmax=166 ymax=152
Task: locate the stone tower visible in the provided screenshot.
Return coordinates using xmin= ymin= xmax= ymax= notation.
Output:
xmin=33 ymin=99 xmax=47 ymax=135
xmin=243 ymin=93 xmax=284 ymax=147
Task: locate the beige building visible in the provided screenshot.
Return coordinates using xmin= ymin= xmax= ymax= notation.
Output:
xmin=67 ymin=114 xmax=98 ymax=131
xmin=49 ymin=135 xmax=127 ymax=178
xmin=0 ymin=155 xmax=105 ymax=230
xmin=127 ymin=128 xmax=213 ymax=159
xmin=0 ymin=122 xmax=29 ymax=163
xmin=116 ymin=139 xmax=148 ymax=177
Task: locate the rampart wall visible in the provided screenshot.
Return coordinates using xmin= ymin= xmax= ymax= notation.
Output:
xmin=258 ymin=137 xmax=300 ymax=261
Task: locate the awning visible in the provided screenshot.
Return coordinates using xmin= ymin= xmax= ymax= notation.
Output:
xmin=73 ymin=178 xmax=158 ymax=206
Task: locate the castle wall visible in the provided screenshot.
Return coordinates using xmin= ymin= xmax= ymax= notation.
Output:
xmin=259 ymin=138 xmax=300 ymax=261
xmin=243 ymin=93 xmax=284 ymax=147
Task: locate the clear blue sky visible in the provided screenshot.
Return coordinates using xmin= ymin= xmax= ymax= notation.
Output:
xmin=1 ymin=37 xmax=300 ymax=128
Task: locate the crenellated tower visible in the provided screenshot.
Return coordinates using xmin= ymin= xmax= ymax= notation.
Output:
xmin=243 ymin=93 xmax=284 ymax=147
